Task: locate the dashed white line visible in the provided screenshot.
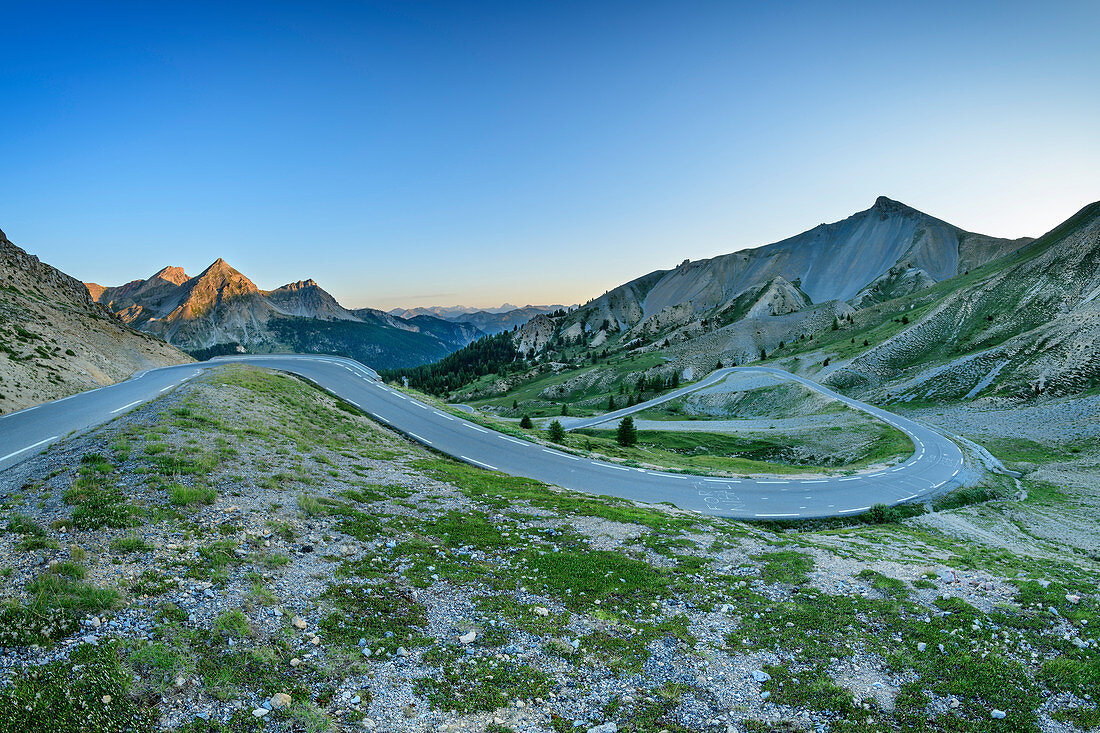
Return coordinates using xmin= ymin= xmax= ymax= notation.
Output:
xmin=461 ymin=456 xmax=497 ymax=470
xmin=951 ymin=468 xmax=960 ymax=477
xmin=901 ymin=494 xmax=918 ymax=501
xmin=500 ymin=436 xmax=528 ymax=446
xmin=838 ymin=477 xmax=860 ymax=482
xmin=757 ymin=480 xmax=789 ymax=484
xmin=408 ymin=432 xmax=432 ymax=445
xmin=800 ymin=480 xmax=827 ymax=484
xmin=755 ymin=513 xmax=800 ymax=518
xmin=463 ymin=424 xmax=489 ymax=434
xmin=541 ymin=448 xmax=579 ymax=461
xmin=110 ymin=400 xmax=143 ymax=414
xmin=838 ymin=506 xmax=871 ymax=514
xmin=1 ymin=436 xmax=58 ymax=463
xmin=601 ymin=465 xmax=630 ymax=472
xmin=869 ymin=472 xmax=886 ymax=478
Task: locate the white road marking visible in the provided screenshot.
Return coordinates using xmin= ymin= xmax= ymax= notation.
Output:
xmin=755 ymin=513 xmax=799 ymax=518
xmin=500 ymin=436 xmax=528 ymax=446
xmin=159 ymin=384 xmax=177 ymax=393
xmin=110 ymin=400 xmax=143 ymax=414
xmin=541 ymin=448 xmax=579 ymax=461
xmin=869 ymin=472 xmax=886 ymax=477
xmin=838 ymin=477 xmax=860 ymax=482
xmin=461 ymin=456 xmax=497 ymax=470
xmin=601 ymin=465 xmax=630 ymax=472
xmin=437 ymin=413 xmax=455 ymax=420
xmin=704 ymin=477 xmax=734 ymax=483
xmin=1 ymin=436 xmax=58 ymax=462
xmin=463 ymin=424 xmax=488 ymax=434
xmin=348 ymin=400 xmax=361 ymax=407
xmin=757 ymin=480 xmax=789 ymax=484
xmin=408 ymin=432 xmax=432 ymax=445
xmin=891 ymin=466 xmax=905 ymax=472
xmin=839 ymin=506 xmax=871 ymax=514
xmin=951 ymin=468 xmax=960 ymax=477
xmin=800 ymin=480 xmax=826 ymax=484
xmin=902 ymin=494 xmax=918 ymax=501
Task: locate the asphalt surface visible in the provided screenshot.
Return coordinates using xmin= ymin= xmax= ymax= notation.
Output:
xmin=0 ymin=355 xmax=965 ymax=519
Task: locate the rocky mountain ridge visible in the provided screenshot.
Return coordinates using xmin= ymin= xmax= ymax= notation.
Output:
xmin=390 ymin=303 xmax=571 ymax=335
xmin=88 ymin=260 xmax=483 ymax=368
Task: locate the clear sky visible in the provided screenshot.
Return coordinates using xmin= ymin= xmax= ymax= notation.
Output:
xmin=2 ymin=1 xmax=1098 ymax=310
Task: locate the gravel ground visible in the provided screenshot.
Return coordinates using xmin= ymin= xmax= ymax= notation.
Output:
xmin=0 ymin=364 xmax=1096 ymax=733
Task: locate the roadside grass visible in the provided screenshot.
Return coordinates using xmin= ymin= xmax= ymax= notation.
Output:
xmin=574 ymin=425 xmax=911 ymax=475
xmin=410 ymin=456 xmax=708 ymax=535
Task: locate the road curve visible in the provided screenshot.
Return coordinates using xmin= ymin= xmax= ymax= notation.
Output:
xmin=0 ymin=356 xmax=965 ymax=519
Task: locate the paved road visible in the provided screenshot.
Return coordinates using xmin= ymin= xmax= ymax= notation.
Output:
xmin=0 ymin=356 xmax=965 ymax=519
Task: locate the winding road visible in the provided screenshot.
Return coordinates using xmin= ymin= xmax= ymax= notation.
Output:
xmin=0 ymin=355 xmax=965 ymax=519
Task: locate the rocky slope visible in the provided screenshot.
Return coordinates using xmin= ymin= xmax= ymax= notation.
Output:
xmin=0 ymin=229 xmax=192 ymax=414
xmin=89 ymin=261 xmax=483 ymax=368
xmin=566 ymin=198 xmax=1027 ymax=339
xmin=826 ymin=201 xmax=1100 ymax=401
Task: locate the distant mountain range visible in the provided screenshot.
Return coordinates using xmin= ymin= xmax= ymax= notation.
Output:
xmin=87 ymin=261 xmax=483 ymax=369
xmin=389 ymin=304 xmax=571 ymax=335
xmin=0 ymin=229 xmax=190 ymax=414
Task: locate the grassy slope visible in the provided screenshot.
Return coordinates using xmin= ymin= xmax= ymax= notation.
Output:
xmin=0 ymin=364 xmax=1096 ymax=733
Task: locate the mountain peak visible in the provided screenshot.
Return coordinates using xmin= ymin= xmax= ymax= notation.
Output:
xmin=152 ymin=266 xmax=190 ymax=285
xmin=276 ymin=279 xmax=319 ymax=291
xmin=190 ymin=258 xmax=259 ymax=296
xmin=870 ymin=196 xmax=918 ymax=216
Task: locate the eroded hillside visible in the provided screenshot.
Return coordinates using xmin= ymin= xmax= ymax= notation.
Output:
xmin=0 ymin=229 xmax=192 ymax=414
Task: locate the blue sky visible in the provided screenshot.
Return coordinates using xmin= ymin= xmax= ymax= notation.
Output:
xmin=2 ymin=1 xmax=1098 ymax=309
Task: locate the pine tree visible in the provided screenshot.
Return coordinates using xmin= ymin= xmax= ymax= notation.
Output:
xmin=548 ymin=420 xmax=566 ymax=443
xmin=512 ymin=399 xmax=518 ymax=410
xmin=560 ymin=403 xmax=569 ymax=416
xmin=616 ymin=416 xmax=637 ymax=447
xmin=607 ymin=396 xmax=616 ymax=411
xmin=760 ymin=348 xmax=767 ymax=360
xmin=520 ymin=415 xmax=533 ymax=429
